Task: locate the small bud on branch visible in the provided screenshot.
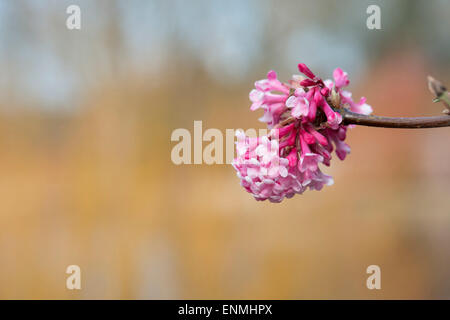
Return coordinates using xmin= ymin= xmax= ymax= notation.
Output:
xmin=427 ymin=76 xmax=450 ymax=114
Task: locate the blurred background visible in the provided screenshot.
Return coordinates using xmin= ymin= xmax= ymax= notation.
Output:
xmin=0 ymin=0 xmax=449 ymax=299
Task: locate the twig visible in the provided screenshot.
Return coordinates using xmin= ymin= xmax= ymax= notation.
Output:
xmin=341 ymin=109 xmax=450 ymax=129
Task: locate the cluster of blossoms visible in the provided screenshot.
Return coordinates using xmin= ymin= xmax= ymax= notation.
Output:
xmin=232 ymin=63 xmax=372 ymax=203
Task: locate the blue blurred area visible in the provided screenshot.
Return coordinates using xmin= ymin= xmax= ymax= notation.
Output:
xmin=0 ymin=0 xmax=448 ymax=109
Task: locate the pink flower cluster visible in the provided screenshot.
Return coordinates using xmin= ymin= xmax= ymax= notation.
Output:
xmin=232 ymin=63 xmax=372 ymax=203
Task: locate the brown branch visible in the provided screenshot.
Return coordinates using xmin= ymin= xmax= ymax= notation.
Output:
xmin=341 ymin=109 xmax=450 ymax=129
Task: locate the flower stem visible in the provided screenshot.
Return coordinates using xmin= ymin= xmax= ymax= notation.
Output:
xmin=341 ymin=109 xmax=450 ymax=129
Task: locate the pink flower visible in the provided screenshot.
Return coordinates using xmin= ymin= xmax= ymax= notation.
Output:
xmin=249 ymin=90 xmax=286 ymax=111
xmin=232 ymin=130 xmax=305 ymax=202
xmin=333 ymin=68 xmax=350 ymax=89
xmin=234 ymin=63 xmax=373 ymax=202
xmin=255 ymin=70 xmax=290 ymax=94
xmin=322 ymin=99 xmax=343 ymax=129
xmin=286 ymin=148 xmax=298 ymax=167
xmin=305 ymin=170 xmax=334 ymax=191
xmin=325 ymin=128 xmax=351 ymax=161
xmin=297 ymin=63 xmax=324 ymax=87
xmin=297 ymin=63 xmax=316 ymax=79
xmin=297 ymin=132 xmax=323 ymax=173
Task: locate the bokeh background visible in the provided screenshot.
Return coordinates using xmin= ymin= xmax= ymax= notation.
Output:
xmin=0 ymin=0 xmax=449 ymax=299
